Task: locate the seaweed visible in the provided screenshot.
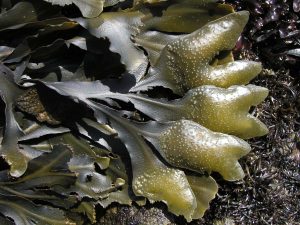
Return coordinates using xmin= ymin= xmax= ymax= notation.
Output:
xmin=0 ymin=0 xmax=270 ymax=223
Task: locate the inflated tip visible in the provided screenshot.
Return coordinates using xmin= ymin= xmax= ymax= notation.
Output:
xmin=247 ymin=84 xmax=269 ymax=106
xmin=216 ymin=10 xmax=249 ymax=33
xmin=233 ymin=11 xmax=250 ymax=27
xmin=240 ymin=116 xmax=269 ymax=139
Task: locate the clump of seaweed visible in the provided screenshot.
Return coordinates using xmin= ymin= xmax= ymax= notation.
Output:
xmin=0 ymin=0 xmax=269 ymax=224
